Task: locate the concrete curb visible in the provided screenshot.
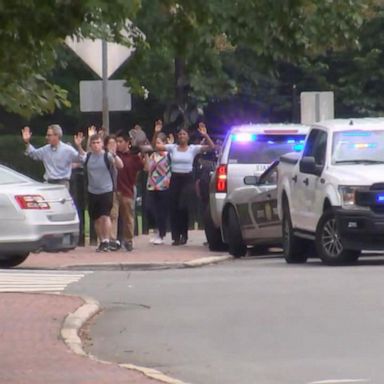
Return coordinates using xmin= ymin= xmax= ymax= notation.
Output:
xmin=60 ymin=255 xmax=232 ymax=271
xmin=61 ymin=295 xmax=190 ymax=384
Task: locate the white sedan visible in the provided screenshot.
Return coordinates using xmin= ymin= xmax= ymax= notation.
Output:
xmin=221 ymin=161 xmax=281 ymax=257
xmin=0 ymin=164 xmax=79 ymax=267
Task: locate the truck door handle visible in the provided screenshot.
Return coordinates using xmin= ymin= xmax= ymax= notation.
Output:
xmin=303 ymin=178 xmax=309 ymax=186
xmin=292 ymin=175 xmax=297 ymax=183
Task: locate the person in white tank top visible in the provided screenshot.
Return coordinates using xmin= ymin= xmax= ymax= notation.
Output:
xmin=157 ymin=122 xmax=215 ymax=245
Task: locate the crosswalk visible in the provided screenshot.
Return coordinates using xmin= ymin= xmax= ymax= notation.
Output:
xmin=0 ymin=270 xmax=92 ymax=293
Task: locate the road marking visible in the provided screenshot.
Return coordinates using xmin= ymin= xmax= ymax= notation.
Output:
xmin=0 ymin=270 xmax=92 ymax=293
xmin=308 ymin=379 xmax=370 ymax=384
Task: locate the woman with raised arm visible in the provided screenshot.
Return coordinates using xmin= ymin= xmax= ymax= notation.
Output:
xmin=156 ymin=122 xmax=215 ymax=245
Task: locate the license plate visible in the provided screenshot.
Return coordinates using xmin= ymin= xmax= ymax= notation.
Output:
xmin=62 ymin=234 xmax=72 ymax=246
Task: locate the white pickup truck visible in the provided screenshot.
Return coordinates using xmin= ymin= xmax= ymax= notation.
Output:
xmin=277 ymin=118 xmax=384 ymax=265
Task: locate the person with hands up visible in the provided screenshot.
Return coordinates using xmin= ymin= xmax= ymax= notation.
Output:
xmin=156 ymin=122 xmax=215 ymax=245
xmin=21 ymin=124 xmax=85 ymax=189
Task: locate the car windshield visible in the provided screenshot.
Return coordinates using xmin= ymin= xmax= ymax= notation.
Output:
xmin=332 ymin=130 xmax=384 ymax=164
xmin=0 ymin=166 xmax=31 ymax=184
xmin=228 ymin=134 xmax=306 ymax=164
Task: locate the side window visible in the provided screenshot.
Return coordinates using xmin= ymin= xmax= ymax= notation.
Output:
xmin=303 ymin=129 xmax=320 ymax=157
xmin=314 ymin=131 xmax=327 ymax=165
xmin=303 ymin=129 xmax=327 ymax=165
xmin=258 ymin=163 xmax=278 ymax=185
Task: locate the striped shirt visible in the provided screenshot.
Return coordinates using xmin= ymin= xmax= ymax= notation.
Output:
xmin=146 ymin=152 xmax=171 ymax=191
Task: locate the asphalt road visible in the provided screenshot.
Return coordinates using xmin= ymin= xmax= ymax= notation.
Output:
xmin=68 ymin=254 xmax=384 ymax=384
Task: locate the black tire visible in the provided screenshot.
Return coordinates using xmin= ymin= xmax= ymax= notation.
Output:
xmin=227 ymin=206 xmax=247 ymax=258
xmin=282 ymin=203 xmax=308 ymax=264
xmin=315 ymin=209 xmax=359 ymax=265
xmin=204 ymin=206 xmax=227 ymax=251
xmin=0 ymin=252 xmax=29 ymax=268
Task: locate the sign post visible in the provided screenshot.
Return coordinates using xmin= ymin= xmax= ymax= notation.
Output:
xmin=101 ymin=40 xmax=109 ymax=131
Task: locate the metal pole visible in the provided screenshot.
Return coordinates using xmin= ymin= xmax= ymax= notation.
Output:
xmin=102 ymin=39 xmax=109 ymax=133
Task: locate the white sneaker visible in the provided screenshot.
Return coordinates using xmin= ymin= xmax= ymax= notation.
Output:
xmin=149 ymin=237 xmax=156 ymax=243
xmin=153 ymin=237 xmax=164 ymax=245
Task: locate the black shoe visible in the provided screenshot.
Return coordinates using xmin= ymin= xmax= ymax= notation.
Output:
xmin=124 ymin=241 xmax=133 ymax=252
xmin=109 ymin=240 xmax=121 ymax=251
xmin=179 ymin=236 xmax=187 ymax=245
xmin=96 ymin=241 xmax=109 ymax=252
xmin=172 ymin=240 xmax=180 ymax=246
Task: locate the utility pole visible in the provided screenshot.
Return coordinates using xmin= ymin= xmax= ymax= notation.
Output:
xmin=102 ymin=39 xmax=109 ymax=133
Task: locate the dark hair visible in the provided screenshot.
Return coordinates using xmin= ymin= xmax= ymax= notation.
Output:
xmin=177 ymin=126 xmax=189 ymax=135
xmin=104 ymin=134 xmax=116 ymax=147
xmin=115 ymin=130 xmax=131 ymax=142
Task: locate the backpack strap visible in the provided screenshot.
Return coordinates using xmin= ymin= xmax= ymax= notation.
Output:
xmin=84 ymin=152 xmax=91 ymax=168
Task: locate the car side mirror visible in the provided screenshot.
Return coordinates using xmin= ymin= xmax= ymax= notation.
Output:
xmin=299 ymin=156 xmax=322 ymax=176
xmin=244 ymin=175 xmax=258 ymax=185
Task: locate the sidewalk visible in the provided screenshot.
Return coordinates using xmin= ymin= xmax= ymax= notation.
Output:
xmin=1 ymin=231 xmax=231 ymax=384
xmin=0 ymin=293 xmax=166 ymax=384
xmin=20 ymin=230 xmax=231 ymax=270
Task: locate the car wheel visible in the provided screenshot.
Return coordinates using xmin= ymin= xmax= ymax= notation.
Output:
xmin=315 ymin=209 xmax=358 ymax=265
xmin=282 ymin=203 xmax=308 ymax=264
xmin=0 ymin=252 xmax=30 ymax=268
xmin=204 ymin=206 xmax=227 ymax=251
xmin=227 ymin=206 xmax=247 ymax=258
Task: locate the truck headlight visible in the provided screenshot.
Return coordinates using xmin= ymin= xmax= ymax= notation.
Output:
xmin=338 ymin=186 xmax=369 ymax=210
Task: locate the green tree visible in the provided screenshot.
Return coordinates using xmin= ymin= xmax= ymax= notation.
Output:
xmin=125 ymin=0 xmax=371 ymax=125
xmin=0 ymin=0 xmax=140 ymax=117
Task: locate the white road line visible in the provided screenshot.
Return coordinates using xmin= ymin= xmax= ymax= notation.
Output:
xmin=308 ymin=379 xmax=370 ymax=384
xmin=0 ymin=270 xmax=92 ymax=293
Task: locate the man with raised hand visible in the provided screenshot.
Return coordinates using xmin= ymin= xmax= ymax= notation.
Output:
xmin=21 ymin=124 xmax=84 ymax=189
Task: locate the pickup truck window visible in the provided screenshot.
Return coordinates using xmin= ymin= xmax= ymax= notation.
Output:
xmin=228 ymin=134 xmax=306 ymax=164
xmin=303 ymin=129 xmax=327 ymax=165
xmin=332 ymin=130 xmax=384 ymax=164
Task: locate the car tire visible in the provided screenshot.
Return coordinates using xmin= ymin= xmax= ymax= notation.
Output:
xmin=227 ymin=205 xmax=247 ymax=258
xmin=315 ymin=209 xmax=359 ymax=265
xmin=204 ymin=206 xmax=227 ymax=251
xmin=282 ymin=203 xmax=309 ymax=264
xmin=0 ymin=252 xmax=29 ymax=268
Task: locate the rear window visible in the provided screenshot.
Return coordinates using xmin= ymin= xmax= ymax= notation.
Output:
xmin=0 ymin=166 xmax=30 ymax=184
xmin=228 ymin=134 xmax=306 ymax=164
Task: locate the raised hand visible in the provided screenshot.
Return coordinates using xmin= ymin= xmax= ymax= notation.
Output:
xmin=21 ymin=126 xmax=32 ymax=143
xmin=87 ymin=125 xmax=97 ymax=137
xmin=167 ymin=133 xmax=175 ymax=144
xmin=197 ymin=122 xmax=207 ymax=136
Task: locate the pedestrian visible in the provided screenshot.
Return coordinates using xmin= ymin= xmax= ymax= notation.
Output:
xmin=156 ymin=122 xmax=215 ymax=245
xmin=103 ymin=134 xmax=121 ymax=251
xmin=115 ymin=130 xmax=145 ymax=252
xmin=76 ymin=133 xmax=123 ymax=252
xmin=144 ymin=121 xmax=172 ymax=245
xmin=21 ymin=124 xmax=84 ymax=189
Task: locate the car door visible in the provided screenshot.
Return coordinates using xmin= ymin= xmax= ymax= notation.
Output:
xmin=295 ymin=129 xmax=327 ymax=231
xmin=250 ymin=162 xmax=281 ymax=240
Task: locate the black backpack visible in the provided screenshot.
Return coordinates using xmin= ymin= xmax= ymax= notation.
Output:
xmin=84 ymin=151 xmax=115 ymax=190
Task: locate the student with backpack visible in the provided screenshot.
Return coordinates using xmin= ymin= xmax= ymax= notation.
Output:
xmin=80 ymin=133 xmax=123 ymax=252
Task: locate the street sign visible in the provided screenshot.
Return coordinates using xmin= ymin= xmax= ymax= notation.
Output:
xmin=65 ymin=37 xmax=134 ymax=79
xmin=79 ymin=80 xmax=132 ymax=112
xmin=300 ymin=91 xmax=334 ymax=124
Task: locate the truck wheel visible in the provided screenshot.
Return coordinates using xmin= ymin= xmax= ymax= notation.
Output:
xmin=204 ymin=206 xmax=227 ymax=251
xmin=315 ymin=209 xmax=358 ymax=265
xmin=282 ymin=205 xmax=308 ymax=263
xmin=0 ymin=252 xmax=29 ymax=268
xmin=227 ymin=206 xmax=247 ymax=258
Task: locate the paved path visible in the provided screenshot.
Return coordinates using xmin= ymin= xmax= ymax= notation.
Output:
xmin=0 ymin=231 xmax=228 ymax=384
xmin=0 ymin=270 xmax=91 ymax=293
xmin=20 ymin=231 xmax=228 ymax=270
xmin=0 ymin=293 xmax=160 ymax=384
